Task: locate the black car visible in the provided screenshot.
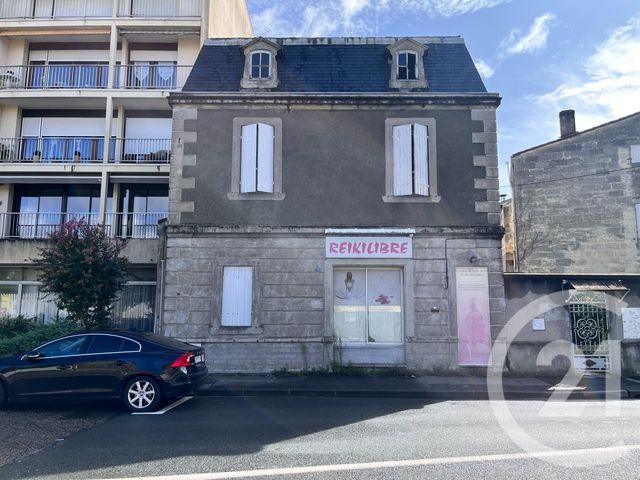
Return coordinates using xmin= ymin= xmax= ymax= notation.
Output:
xmin=0 ymin=331 xmax=208 ymax=412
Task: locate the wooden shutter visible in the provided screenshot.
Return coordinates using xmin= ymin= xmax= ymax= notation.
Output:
xmin=413 ymin=123 xmax=429 ymax=196
xmin=221 ymin=267 xmax=253 ymax=327
xmin=240 ymin=124 xmax=258 ymax=193
xmin=393 ymin=124 xmax=413 ymax=196
xmin=256 ymin=123 xmax=274 ymax=193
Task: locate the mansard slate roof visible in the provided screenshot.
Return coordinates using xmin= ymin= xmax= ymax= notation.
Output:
xmin=182 ymin=37 xmax=487 ymax=93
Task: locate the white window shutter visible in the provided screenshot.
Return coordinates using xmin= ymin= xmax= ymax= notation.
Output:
xmin=393 ymin=124 xmax=413 ymax=196
xmin=221 ymin=267 xmax=253 ymax=327
xmin=413 ymin=123 xmax=429 ymax=196
xmin=240 ymin=124 xmax=258 ymax=193
xmin=256 ymin=123 xmax=274 ymax=193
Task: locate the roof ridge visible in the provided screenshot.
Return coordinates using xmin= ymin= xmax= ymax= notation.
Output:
xmin=205 ymin=36 xmax=466 ymax=46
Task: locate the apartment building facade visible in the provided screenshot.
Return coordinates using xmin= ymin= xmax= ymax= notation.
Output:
xmin=162 ymin=36 xmax=505 ymax=373
xmin=0 ymin=0 xmax=252 ymax=327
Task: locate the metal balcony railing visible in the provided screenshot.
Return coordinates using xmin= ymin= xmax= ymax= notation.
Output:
xmin=0 ymin=64 xmax=192 ymax=90
xmin=0 ymin=137 xmax=171 ymax=164
xmin=0 ymin=212 xmax=167 ymax=239
xmin=0 ymin=0 xmax=200 ymax=19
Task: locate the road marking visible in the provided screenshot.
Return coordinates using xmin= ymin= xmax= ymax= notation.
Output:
xmin=100 ymin=443 xmax=640 ymax=479
xmin=131 ymin=396 xmax=193 ymax=415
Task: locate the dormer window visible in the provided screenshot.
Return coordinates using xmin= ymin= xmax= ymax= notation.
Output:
xmin=398 ymin=52 xmax=418 ymax=80
xmin=387 ymin=38 xmax=428 ymax=90
xmin=251 ymin=51 xmax=271 ymax=79
xmin=241 ymin=38 xmax=281 ymax=89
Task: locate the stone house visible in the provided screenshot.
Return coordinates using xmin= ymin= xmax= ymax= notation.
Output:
xmin=160 ymin=36 xmax=505 ymax=373
xmin=507 ymin=110 xmax=640 ymax=374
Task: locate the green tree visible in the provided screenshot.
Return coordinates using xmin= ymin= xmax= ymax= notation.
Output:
xmin=34 ymin=219 xmax=128 ymax=330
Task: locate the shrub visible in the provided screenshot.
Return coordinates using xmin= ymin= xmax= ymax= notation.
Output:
xmin=0 ymin=319 xmax=78 ymax=356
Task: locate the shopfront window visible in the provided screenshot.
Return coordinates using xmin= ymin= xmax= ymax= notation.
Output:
xmin=333 ymin=268 xmax=403 ymax=344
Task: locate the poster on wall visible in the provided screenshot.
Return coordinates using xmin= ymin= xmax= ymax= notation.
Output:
xmin=621 ymin=308 xmax=640 ymax=339
xmin=456 ymin=267 xmax=492 ymax=366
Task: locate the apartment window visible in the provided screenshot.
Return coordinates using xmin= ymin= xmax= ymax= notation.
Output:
xmin=251 ymin=52 xmax=271 ymax=79
xmin=333 ymin=268 xmax=403 ymax=344
xmin=397 ymin=52 xmax=418 ymax=80
xmin=631 ymin=145 xmax=640 ymax=163
xmin=383 ymin=118 xmax=439 ymax=203
xmin=387 ymin=39 xmax=428 ymax=90
xmin=229 ymin=118 xmax=284 ymax=200
xmin=221 ymin=267 xmax=253 ymax=327
xmin=241 ymin=39 xmax=281 ymax=89
xmin=119 ymin=185 xmax=168 ymax=239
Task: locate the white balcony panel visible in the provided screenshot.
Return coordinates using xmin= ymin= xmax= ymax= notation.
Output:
xmin=125 ymin=118 xmax=171 ymax=140
xmin=21 ymin=118 xmax=41 ymax=137
xmin=41 ymin=117 xmax=107 ymax=137
xmin=31 ymin=50 xmax=114 ymax=62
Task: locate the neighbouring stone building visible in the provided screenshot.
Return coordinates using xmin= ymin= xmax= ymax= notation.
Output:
xmin=160 ymin=36 xmax=506 ymax=373
xmin=507 ymin=110 xmax=640 ymax=374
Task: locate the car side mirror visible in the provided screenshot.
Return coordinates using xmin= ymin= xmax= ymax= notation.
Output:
xmin=26 ymin=352 xmax=44 ymax=361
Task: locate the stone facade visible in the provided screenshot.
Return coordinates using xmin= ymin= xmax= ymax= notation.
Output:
xmin=161 ymin=226 xmax=505 ymax=373
xmin=511 ymin=112 xmax=640 ymax=273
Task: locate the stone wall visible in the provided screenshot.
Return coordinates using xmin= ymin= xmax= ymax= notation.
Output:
xmin=159 ymin=226 xmax=505 ymax=373
xmin=511 ymin=112 xmax=640 ymax=273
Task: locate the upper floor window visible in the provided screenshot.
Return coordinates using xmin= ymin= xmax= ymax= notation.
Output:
xmin=241 ymin=38 xmax=281 ymax=89
xmin=383 ymin=118 xmax=439 ymax=203
xmin=387 ymin=38 xmax=428 ymax=90
xmin=251 ymin=51 xmax=271 ymax=79
xmin=397 ymin=52 xmax=418 ymax=80
xmin=229 ymin=118 xmax=284 ymax=200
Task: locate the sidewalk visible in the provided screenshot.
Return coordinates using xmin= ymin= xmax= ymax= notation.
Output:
xmin=197 ymin=373 xmax=639 ymax=401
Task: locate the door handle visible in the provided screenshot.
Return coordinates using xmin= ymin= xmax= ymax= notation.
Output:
xmin=57 ymin=365 xmax=71 ymax=370
xmin=114 ymin=360 xmax=126 ymax=367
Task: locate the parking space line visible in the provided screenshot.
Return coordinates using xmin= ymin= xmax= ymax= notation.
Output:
xmin=132 ymin=396 xmax=193 ymax=415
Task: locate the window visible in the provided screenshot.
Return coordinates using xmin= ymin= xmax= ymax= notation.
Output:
xmin=251 ymin=52 xmax=271 ymax=79
xmin=636 ymin=204 xmax=640 ymax=239
xmin=241 ymin=39 xmax=281 ymax=89
xmin=333 ymin=269 xmax=403 ymax=344
xmin=397 ymin=52 xmax=417 ymax=80
xmin=631 ymin=145 xmax=640 ymax=163
xmin=384 ymin=118 xmax=439 ymax=202
xmin=387 ymin=39 xmax=428 ymax=90
xmin=86 ymin=335 xmax=140 ymax=354
xmin=36 ymin=336 xmax=88 ymax=357
xmin=221 ymin=267 xmax=253 ymax=327
xmin=229 ymin=118 xmax=284 ymax=200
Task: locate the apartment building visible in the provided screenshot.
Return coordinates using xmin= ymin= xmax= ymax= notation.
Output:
xmin=0 ymin=0 xmax=252 ymax=328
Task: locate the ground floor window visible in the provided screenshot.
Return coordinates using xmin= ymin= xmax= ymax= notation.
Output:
xmin=333 ymin=268 xmax=403 ymax=344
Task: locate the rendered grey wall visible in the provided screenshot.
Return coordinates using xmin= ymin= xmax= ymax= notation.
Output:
xmin=179 ymin=107 xmax=491 ymax=227
xmin=511 ymin=113 xmax=640 ymax=273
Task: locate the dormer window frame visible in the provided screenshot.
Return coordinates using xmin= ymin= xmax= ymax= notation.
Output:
xmin=250 ymin=50 xmax=272 ymax=80
xmin=387 ymin=38 xmax=428 ymax=90
xmin=397 ymin=51 xmax=418 ymax=81
xmin=241 ymin=38 xmax=281 ymax=90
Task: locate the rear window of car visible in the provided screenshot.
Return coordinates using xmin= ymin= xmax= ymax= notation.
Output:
xmin=87 ymin=335 xmax=139 ymax=354
xmin=140 ymin=333 xmax=197 ymax=351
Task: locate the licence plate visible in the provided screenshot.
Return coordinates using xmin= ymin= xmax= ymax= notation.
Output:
xmin=193 ymin=354 xmax=204 ymax=364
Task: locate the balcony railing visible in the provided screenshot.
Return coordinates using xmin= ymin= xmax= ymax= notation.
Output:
xmin=0 ymin=0 xmax=200 ymax=19
xmin=0 ymin=64 xmax=192 ymax=90
xmin=0 ymin=212 xmax=167 ymax=239
xmin=0 ymin=137 xmax=171 ymax=164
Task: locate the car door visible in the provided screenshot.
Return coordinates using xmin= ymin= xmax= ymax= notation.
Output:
xmin=9 ymin=334 xmax=90 ymax=401
xmin=72 ymin=334 xmax=141 ymax=398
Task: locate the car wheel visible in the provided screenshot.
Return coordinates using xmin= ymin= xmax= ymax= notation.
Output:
xmin=0 ymin=380 xmax=6 ymax=407
xmin=123 ymin=376 xmax=162 ymax=413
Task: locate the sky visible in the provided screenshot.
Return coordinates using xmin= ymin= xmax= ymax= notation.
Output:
xmin=244 ymin=0 xmax=640 ymax=196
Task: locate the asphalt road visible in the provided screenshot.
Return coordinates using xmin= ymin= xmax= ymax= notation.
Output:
xmin=1 ymin=396 xmax=639 ymax=480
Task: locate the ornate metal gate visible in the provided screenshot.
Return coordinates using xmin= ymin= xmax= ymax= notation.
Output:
xmin=568 ymin=292 xmax=609 ymax=372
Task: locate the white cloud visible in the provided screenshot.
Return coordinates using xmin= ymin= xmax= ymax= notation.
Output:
xmin=534 ymin=16 xmax=640 ymax=131
xmin=475 ymin=58 xmax=495 ymax=79
xmin=500 ymin=13 xmax=556 ymax=56
xmin=250 ymin=0 xmax=512 ymax=36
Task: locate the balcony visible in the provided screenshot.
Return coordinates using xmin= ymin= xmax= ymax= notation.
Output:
xmin=0 ymin=212 xmax=167 ymax=239
xmin=0 ymin=64 xmax=192 ymax=90
xmin=0 ymin=0 xmax=200 ymax=20
xmin=0 ymin=137 xmax=171 ymax=164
